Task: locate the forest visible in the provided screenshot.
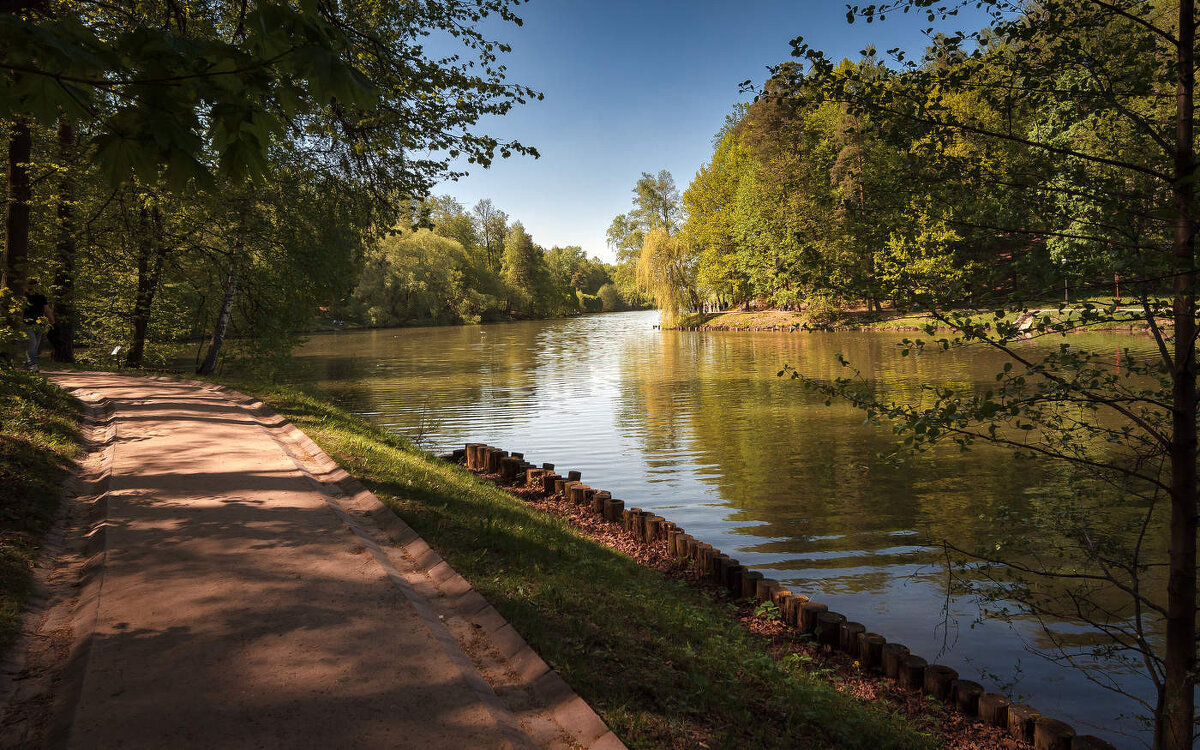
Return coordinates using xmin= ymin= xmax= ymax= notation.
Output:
xmin=619 ymin=6 xmax=1178 ymax=326
xmin=0 ymin=0 xmax=632 ymax=376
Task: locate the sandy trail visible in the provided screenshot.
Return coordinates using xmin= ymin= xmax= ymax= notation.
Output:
xmin=1 ymin=373 xmax=618 ymax=749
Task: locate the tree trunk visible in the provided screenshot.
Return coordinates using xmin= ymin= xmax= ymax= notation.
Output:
xmin=52 ymin=119 xmax=76 ymax=362
xmin=3 ymin=119 xmax=32 ymax=300
xmin=125 ymin=207 xmax=165 ymax=369
xmin=196 ymin=256 xmax=238 ymax=375
xmin=1159 ymin=3 xmax=1198 ymax=748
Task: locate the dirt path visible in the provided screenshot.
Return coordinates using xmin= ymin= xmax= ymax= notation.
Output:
xmin=0 ymin=373 xmax=620 ymax=750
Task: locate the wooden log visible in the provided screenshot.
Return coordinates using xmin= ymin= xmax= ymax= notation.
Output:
xmin=923 ymin=665 xmax=958 ymax=701
xmin=1007 ymin=705 xmax=1041 ymax=743
xmin=500 ymin=456 xmax=523 ymax=480
xmin=882 ymin=643 xmax=910 ymax=679
xmin=860 ymin=633 xmax=886 ymax=671
xmin=978 ymin=693 xmax=1010 ymax=727
xmin=952 ymin=680 xmax=984 ymax=716
xmin=673 ymin=533 xmax=692 ymax=557
xmin=603 ymin=497 xmax=623 ymax=522
xmin=450 ymin=448 xmax=466 ymax=462
xmin=525 ymin=468 xmax=544 ymax=486
xmin=771 ymin=586 xmax=792 ymax=607
xmin=741 ymin=570 xmax=763 ymax=600
xmin=898 ymin=655 xmax=927 ymax=691
xmin=1070 ymin=737 xmax=1117 ymax=750
xmin=723 ymin=563 xmax=744 ymax=596
xmin=464 ymin=443 xmax=482 ymax=469
xmin=486 ymin=448 xmax=507 ymax=473
xmin=815 ymin=612 xmax=846 ymax=648
xmin=645 ymin=515 xmax=662 ymax=540
xmin=714 ymin=554 xmax=731 ymax=581
xmin=567 ymin=470 xmax=582 ymax=481
xmin=592 ymin=490 xmax=609 ymax=515
xmin=581 ymin=487 xmax=596 ymax=507
xmin=839 ymin=621 xmax=866 ymax=654
xmin=541 ymin=473 xmax=561 ymax=495
xmin=799 ymin=601 xmax=828 ymax=633
xmin=1032 ymin=718 xmax=1075 ymax=750
xmin=541 ymin=462 xmax=554 ymax=471
xmin=755 ymin=578 xmax=780 ymax=603
xmin=786 ymin=594 xmax=808 ymax=628
xmin=511 ymin=452 xmax=523 ymax=460
xmin=622 ymin=508 xmax=634 ymax=531
xmin=553 ymin=478 xmax=567 ymax=496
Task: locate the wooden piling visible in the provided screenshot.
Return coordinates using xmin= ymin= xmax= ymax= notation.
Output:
xmin=977 ymin=693 xmax=1010 ymax=727
xmin=567 ymin=470 xmax=582 ymax=481
xmin=541 ymin=462 xmax=554 ymax=471
xmin=1007 ymin=705 xmax=1041 ymax=743
xmin=755 ymin=578 xmax=779 ymax=603
xmin=783 ymin=594 xmax=807 ymax=627
xmin=1032 ymin=718 xmax=1074 ymax=750
xmin=860 ymin=633 xmax=886 ymax=671
xmin=741 ymin=570 xmax=763 ymax=600
xmin=839 ymin=622 xmax=866 ymax=654
xmin=486 ymin=448 xmax=507 ymax=473
xmin=724 ymin=562 xmax=744 ymax=596
xmin=898 ymin=655 xmax=927 ymax=691
xmin=603 ymin=497 xmax=624 ymax=522
xmin=815 ymin=612 xmax=846 ymax=648
xmin=922 ymin=665 xmax=958 ymax=701
xmin=799 ymin=601 xmax=828 ymax=633
xmin=952 ymin=680 xmax=984 ymax=716
xmin=542 ymin=474 xmax=561 ymax=495
xmin=464 ymin=443 xmax=482 ymax=469
xmin=881 ymin=643 xmax=909 ymax=678
xmin=592 ymin=490 xmax=609 ymax=515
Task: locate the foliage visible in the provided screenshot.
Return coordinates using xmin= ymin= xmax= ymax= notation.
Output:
xmin=765 ymin=2 xmax=1200 ymax=746
xmin=0 ymin=370 xmax=78 ymax=654
xmin=244 ymin=382 xmax=937 ymax=750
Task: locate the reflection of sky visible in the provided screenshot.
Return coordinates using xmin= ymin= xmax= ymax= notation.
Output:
xmin=283 ymin=311 xmax=1157 ymax=745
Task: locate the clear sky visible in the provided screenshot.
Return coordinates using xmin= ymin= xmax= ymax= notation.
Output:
xmin=438 ymin=1 xmax=985 ymax=262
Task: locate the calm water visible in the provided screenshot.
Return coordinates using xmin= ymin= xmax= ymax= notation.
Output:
xmin=280 ymin=310 xmax=1157 ymax=746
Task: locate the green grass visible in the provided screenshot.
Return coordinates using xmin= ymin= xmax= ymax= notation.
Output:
xmin=234 ymin=382 xmax=935 ymax=750
xmin=0 ymin=370 xmax=80 ymax=652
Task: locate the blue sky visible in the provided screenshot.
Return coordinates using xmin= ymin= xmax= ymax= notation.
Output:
xmin=439 ymin=1 xmax=986 ymax=262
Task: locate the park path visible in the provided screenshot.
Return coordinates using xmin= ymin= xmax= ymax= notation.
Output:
xmin=1 ymin=373 xmax=621 ymax=750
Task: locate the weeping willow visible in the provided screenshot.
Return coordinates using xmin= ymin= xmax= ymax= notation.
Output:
xmin=635 ymin=229 xmax=701 ymax=326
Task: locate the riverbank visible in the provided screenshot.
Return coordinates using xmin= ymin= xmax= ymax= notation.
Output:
xmin=0 ymin=371 xmax=79 ymax=654
xmin=671 ymin=306 xmax=1160 ymax=333
xmin=225 ymin=380 xmax=1045 ymax=749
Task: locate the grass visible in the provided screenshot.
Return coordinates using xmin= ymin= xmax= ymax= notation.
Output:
xmin=673 ymin=302 xmax=1158 ymax=334
xmin=0 ymin=370 xmax=80 ymax=653
xmin=232 ymin=382 xmax=936 ymax=750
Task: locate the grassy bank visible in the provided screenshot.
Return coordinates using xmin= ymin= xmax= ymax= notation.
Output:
xmin=232 ymin=382 xmax=934 ymax=749
xmin=673 ymin=302 xmax=1156 ymax=333
xmin=0 ymin=371 xmax=80 ymax=653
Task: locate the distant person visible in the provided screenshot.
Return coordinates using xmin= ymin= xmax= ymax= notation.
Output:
xmin=22 ymin=282 xmax=54 ymax=372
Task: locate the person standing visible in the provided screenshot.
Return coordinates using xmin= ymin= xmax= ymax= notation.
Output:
xmin=22 ymin=282 xmax=54 ymax=372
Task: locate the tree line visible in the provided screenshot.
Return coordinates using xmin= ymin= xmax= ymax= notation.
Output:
xmin=632 ymin=3 xmax=1195 ymax=748
xmin=0 ymin=0 xmax=578 ymax=375
xmin=351 ymin=195 xmax=635 ymax=329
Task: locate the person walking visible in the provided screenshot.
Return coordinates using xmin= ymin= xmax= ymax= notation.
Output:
xmin=23 ymin=282 xmax=54 ymax=372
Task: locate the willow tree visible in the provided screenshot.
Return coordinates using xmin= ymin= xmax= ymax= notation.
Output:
xmin=780 ymin=2 xmax=1199 ymax=746
xmin=636 ymin=229 xmax=699 ymax=325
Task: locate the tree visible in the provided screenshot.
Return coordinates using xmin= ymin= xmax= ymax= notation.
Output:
xmin=636 ymin=229 xmax=699 ymax=325
xmin=472 ymin=198 xmax=509 ymax=272
xmin=500 ymin=221 xmax=540 ymax=313
xmin=779 ymin=2 xmax=1199 ymax=746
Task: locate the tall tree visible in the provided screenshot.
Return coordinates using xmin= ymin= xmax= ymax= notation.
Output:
xmin=780 ymin=3 xmax=1199 ymax=746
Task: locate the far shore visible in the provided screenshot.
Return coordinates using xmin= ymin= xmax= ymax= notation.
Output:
xmin=669 ymin=306 xmax=1167 ymax=335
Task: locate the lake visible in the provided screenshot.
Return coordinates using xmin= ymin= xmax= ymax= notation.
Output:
xmin=279 ymin=309 xmax=1158 ymax=746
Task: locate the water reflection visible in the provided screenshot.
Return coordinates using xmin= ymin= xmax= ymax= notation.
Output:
xmin=281 ymin=311 xmax=1155 ymax=745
